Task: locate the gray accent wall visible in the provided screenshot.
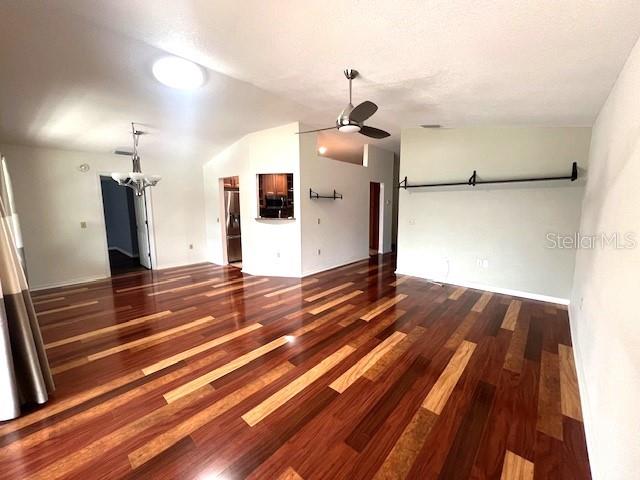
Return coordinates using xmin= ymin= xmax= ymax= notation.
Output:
xmin=396 ymin=126 xmax=592 ymax=301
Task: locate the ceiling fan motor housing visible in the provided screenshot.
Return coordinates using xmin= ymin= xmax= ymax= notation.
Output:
xmin=343 ymin=69 xmax=359 ymax=80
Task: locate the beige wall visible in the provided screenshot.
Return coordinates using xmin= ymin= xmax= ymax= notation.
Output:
xmin=2 ymin=144 xmax=207 ymax=289
xmin=570 ymin=37 xmax=640 ymax=480
xmin=396 ymin=127 xmax=591 ymax=302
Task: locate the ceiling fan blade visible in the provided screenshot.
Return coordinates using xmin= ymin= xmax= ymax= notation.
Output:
xmin=296 ymin=126 xmax=337 ymax=135
xmin=359 ymin=125 xmax=390 ymax=139
xmin=349 ymin=101 xmax=378 ymax=123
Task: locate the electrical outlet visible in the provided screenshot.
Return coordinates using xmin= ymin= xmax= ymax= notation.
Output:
xmin=317 ymin=249 xmax=321 ymax=255
xmin=408 ymin=219 xmax=416 ymax=225
xmin=80 ymin=221 xmax=87 ymax=229
xmin=276 ymin=251 xmax=280 ymax=258
xmin=189 ymin=244 xmax=194 ymax=250
xmin=476 ymin=258 xmax=489 ymax=269
xmin=317 ymin=218 xmax=321 ymax=225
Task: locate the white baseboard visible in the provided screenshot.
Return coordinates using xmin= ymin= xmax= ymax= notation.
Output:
xmin=302 ymin=256 xmax=370 ymax=277
xmin=394 ymin=269 xmax=570 ymax=305
xmin=30 ymin=274 xmax=109 ymax=292
xmin=154 ymin=259 xmax=211 ymax=271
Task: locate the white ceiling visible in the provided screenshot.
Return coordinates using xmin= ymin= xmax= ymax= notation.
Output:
xmin=1 ymin=1 xmax=639 ymax=161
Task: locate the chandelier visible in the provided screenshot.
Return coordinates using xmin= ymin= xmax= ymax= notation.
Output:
xmin=111 ymin=123 xmax=161 ymax=196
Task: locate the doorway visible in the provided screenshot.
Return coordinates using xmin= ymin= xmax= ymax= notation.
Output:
xmin=222 ymin=176 xmax=242 ymax=268
xmin=100 ymin=176 xmax=152 ymax=275
xmin=369 ymin=182 xmax=381 ymax=255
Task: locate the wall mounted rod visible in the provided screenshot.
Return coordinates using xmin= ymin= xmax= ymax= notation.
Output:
xmin=398 ymin=162 xmax=578 ymax=189
xmin=309 ymin=188 xmax=343 ymax=199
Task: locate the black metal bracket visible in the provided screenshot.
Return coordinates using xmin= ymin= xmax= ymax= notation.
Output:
xmin=398 ymin=162 xmax=578 ymax=189
xmin=309 ymin=188 xmax=343 ymax=200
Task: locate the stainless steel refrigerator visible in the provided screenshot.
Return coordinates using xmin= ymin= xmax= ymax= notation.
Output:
xmin=224 ymin=189 xmax=242 ymax=262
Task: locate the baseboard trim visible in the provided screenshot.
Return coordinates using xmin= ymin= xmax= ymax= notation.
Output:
xmin=154 ymin=260 xmax=210 ymax=271
xmin=394 ymin=269 xmax=570 ymax=305
xmin=302 ymin=256 xmax=370 ymax=277
xmin=30 ymin=274 xmax=109 ymax=292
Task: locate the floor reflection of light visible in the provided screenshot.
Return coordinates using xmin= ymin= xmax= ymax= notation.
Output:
xmin=285 ymin=335 xmax=296 ymax=343
xmin=197 ymin=472 xmax=227 ymax=480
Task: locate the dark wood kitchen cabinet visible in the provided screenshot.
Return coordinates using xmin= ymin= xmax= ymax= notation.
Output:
xmin=257 ymin=173 xmax=294 ymax=218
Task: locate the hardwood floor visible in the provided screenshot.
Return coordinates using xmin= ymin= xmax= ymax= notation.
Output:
xmin=0 ymin=254 xmax=591 ymax=479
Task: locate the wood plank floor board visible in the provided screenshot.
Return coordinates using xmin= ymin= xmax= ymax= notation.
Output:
xmin=345 ymin=355 xmax=430 ymax=453
xmin=422 ymin=340 xmax=477 ymax=414
xmin=501 ymin=300 xmax=522 ymax=331
xmin=537 ymin=351 xmax=563 ymax=440
xmin=307 ymin=290 xmax=364 ymax=315
xmin=164 ymin=336 xmax=290 ymax=403
xmin=128 ymin=362 xmax=294 ymax=468
xmin=330 ymin=331 xmax=406 ymax=393
xmin=242 ymin=345 xmax=355 ymax=426
xmin=500 ymin=450 xmax=534 ymax=480
xmin=0 ymin=255 xmax=591 ymax=479
xmin=559 ymin=344 xmax=583 ymax=421
xmin=438 ymin=380 xmax=496 ymax=479
xmin=44 ymin=310 xmax=173 ymax=349
xmin=360 ymin=294 xmax=408 ymax=322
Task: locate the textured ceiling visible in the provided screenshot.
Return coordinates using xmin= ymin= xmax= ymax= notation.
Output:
xmin=1 ymin=1 xmax=639 ymax=161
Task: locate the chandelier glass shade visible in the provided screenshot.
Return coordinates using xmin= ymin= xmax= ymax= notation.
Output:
xmin=111 ymin=123 xmax=161 ymax=196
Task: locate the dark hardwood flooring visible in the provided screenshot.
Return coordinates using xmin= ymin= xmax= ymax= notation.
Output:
xmin=0 ymin=254 xmax=591 ymax=479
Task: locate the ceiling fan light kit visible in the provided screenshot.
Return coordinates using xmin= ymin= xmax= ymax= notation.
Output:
xmin=297 ymin=68 xmax=390 ymax=139
xmin=338 ymin=124 xmax=361 ymax=133
xmin=111 ymin=123 xmax=161 ymax=196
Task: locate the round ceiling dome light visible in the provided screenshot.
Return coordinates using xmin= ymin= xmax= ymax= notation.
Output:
xmin=152 ymin=56 xmax=204 ymax=89
xmin=318 ymin=146 xmax=327 ymax=155
xmin=338 ymin=124 xmax=361 ymax=133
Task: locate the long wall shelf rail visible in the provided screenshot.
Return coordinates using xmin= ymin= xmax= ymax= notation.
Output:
xmin=398 ymin=161 xmax=578 ymax=189
xmin=309 ymin=188 xmax=343 ymax=200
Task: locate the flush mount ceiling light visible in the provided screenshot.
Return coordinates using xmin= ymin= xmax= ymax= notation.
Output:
xmin=318 ymin=146 xmax=327 ymax=155
xmin=152 ymin=56 xmax=204 ymax=89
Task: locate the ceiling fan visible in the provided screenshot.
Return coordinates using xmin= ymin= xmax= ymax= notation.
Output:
xmin=297 ymin=69 xmax=390 ymax=139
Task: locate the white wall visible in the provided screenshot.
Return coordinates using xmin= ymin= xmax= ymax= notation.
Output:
xmin=203 ymin=123 xmax=302 ymax=277
xmin=1 ymin=143 xmax=207 ymax=289
xmin=203 ymin=123 xmax=396 ymax=278
xmin=299 ymin=134 xmax=395 ymax=276
xmin=569 ymin=37 xmax=640 ymax=480
xmin=396 ymin=127 xmax=591 ymax=302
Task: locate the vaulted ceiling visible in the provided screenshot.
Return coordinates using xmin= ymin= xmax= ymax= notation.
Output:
xmin=1 ymin=1 xmax=639 ymax=161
